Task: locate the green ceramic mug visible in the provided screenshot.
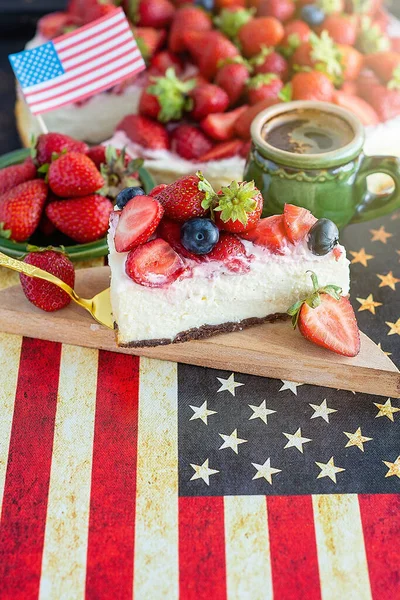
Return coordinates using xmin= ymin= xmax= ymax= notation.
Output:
xmin=244 ymin=100 xmax=400 ymax=228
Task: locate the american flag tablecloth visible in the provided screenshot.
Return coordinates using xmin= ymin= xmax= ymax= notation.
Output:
xmin=0 ymin=212 xmax=399 ymax=599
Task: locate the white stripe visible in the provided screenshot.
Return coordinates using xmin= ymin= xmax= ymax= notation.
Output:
xmin=134 ymin=358 xmax=179 ymax=600
xmin=27 ymin=48 xmax=141 ymax=102
xmin=55 ymin=10 xmax=125 ymax=50
xmin=56 ymin=20 xmax=129 ymax=60
xmin=39 ymin=345 xmax=98 ymax=600
xmin=24 ymin=39 xmax=137 ymax=95
xmin=224 ymin=496 xmax=273 ymax=600
xmin=0 ymin=333 xmax=22 ymax=514
xmin=30 ymin=59 xmax=144 ymax=113
xmin=312 ymin=494 xmax=372 ymax=600
xmin=61 ymin=31 xmax=134 ymax=70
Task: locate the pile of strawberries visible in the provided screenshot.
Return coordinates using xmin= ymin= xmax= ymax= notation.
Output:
xmin=39 ymin=0 xmax=400 ymax=163
xmin=0 ymin=133 xmax=142 ymax=245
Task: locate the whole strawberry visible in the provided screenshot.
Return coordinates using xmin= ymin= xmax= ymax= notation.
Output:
xmin=136 ymin=0 xmax=175 ymax=28
xmin=215 ymin=61 xmax=250 ymax=105
xmin=0 ymin=157 xmax=37 ymax=196
xmin=46 ymin=195 xmax=113 ymax=243
xmin=0 ymin=179 xmax=47 ymax=242
xmin=190 ymin=83 xmax=229 ymax=121
xmin=171 ymin=125 xmax=213 ymax=160
xmin=155 ymin=172 xmax=213 ymax=221
xmin=213 ymin=180 xmax=263 ymax=233
xmin=35 ymin=133 xmax=88 ymax=166
xmin=48 ymin=152 xmax=104 ymax=198
xmin=117 ymin=115 xmax=170 ymax=150
xmin=20 ymin=250 xmax=75 ymax=312
xmin=247 ymin=74 xmax=283 ymax=105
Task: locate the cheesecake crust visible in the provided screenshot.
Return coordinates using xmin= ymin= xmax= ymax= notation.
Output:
xmin=115 ymin=312 xmax=289 ymax=348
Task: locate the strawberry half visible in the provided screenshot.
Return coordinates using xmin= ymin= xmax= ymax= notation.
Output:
xmin=207 ymin=233 xmax=250 ymax=273
xmin=288 ymin=272 xmax=360 ymax=357
xmin=125 ymin=238 xmax=185 ymax=287
xmin=158 ymin=218 xmax=203 ymax=262
xmin=240 ymin=214 xmax=288 ymax=254
xmin=283 ymin=203 xmax=317 ymax=243
xmin=201 ymin=106 xmax=248 ymax=141
xmin=114 ymin=195 xmax=164 ymax=253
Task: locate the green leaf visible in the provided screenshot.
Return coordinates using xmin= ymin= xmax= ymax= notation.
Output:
xmin=30 ymin=134 xmax=37 ymax=159
xmin=37 ymin=163 xmax=49 ymax=174
xmin=0 ymin=223 xmax=12 ymax=240
xmin=147 ymin=68 xmax=197 ymax=123
xmin=307 ymin=271 xmax=319 ymax=292
xmin=388 ymin=65 xmax=400 ymax=91
xmin=316 ymin=0 xmax=343 ymax=14
xmin=247 ymin=73 xmax=278 ymax=90
xmin=320 ymin=284 xmax=342 ymax=300
xmin=197 ymin=171 xmax=217 ymax=212
xmin=278 ymin=83 xmax=292 ymax=102
xmin=281 ymin=33 xmax=301 ymax=58
xmin=213 ymin=180 xmax=258 ymax=225
xmin=357 ymin=16 xmax=390 ymax=54
xmin=214 ymin=8 xmax=254 ymax=40
xmin=309 ymin=31 xmax=343 ymax=84
xmin=249 ymin=45 xmax=273 ymax=67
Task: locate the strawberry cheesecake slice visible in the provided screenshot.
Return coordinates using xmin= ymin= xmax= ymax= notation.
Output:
xmin=108 ymin=173 xmax=350 ymax=348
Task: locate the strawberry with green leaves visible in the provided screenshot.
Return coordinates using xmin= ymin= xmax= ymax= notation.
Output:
xmin=35 ymin=132 xmax=88 ymax=166
xmin=211 ymin=180 xmax=263 ymax=233
xmin=134 ymin=27 xmax=166 ymax=61
xmin=281 ymin=20 xmax=311 ymax=57
xmin=47 ymin=152 xmax=104 ymax=198
xmin=0 ymin=180 xmax=47 ymax=242
xmin=247 ymin=73 xmax=283 ymax=105
xmin=99 ymin=146 xmax=143 ymax=200
xmin=288 ymin=272 xmax=360 ymax=357
xmin=155 ymin=173 xmax=211 ymax=222
xmin=139 ymin=68 xmax=196 ymax=122
xmin=292 ymin=31 xmax=344 ymax=85
xmin=251 ymin=48 xmax=289 ymax=80
xmin=213 ymin=7 xmax=254 ymax=41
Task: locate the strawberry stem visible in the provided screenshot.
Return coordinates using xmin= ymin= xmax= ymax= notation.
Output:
xmin=287 ymin=271 xmax=343 ymax=328
xmin=147 ymin=68 xmax=196 ymax=123
xmin=214 ymin=180 xmax=258 ymax=226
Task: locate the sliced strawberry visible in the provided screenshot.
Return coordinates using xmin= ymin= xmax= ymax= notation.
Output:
xmin=283 ymin=203 xmax=317 ymax=244
xmin=207 ymin=232 xmax=250 ymax=273
xmin=117 ymin=115 xmax=170 ymax=150
xmin=114 ymin=196 xmax=164 ymax=253
xmin=240 ymin=214 xmax=288 ymax=254
xmin=171 ymin=125 xmax=213 ymax=160
xmin=125 ymin=238 xmax=185 ymax=287
xmin=158 ymin=218 xmax=203 ymax=262
xmin=298 ymin=294 xmax=360 ymax=356
xmin=200 ymin=105 xmax=248 ymax=141
xmin=197 ymin=139 xmax=243 ymax=162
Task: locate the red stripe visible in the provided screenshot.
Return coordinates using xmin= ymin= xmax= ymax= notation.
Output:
xmin=0 ymin=338 xmax=61 ymax=600
xmin=267 ymin=496 xmax=321 ymax=600
xmin=26 ymin=39 xmax=136 ymax=98
xmin=85 ymin=351 xmax=139 ymax=600
xmin=359 ymin=494 xmax=400 ymax=599
xmin=179 ymin=496 xmax=227 ymax=600
xmin=30 ymin=58 xmax=144 ymax=114
xmin=57 ymin=25 xmax=130 ymax=64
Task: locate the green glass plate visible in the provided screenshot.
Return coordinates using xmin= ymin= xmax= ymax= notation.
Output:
xmin=0 ymin=148 xmax=156 ymax=260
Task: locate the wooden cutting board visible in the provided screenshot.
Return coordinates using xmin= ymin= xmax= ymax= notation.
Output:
xmin=0 ymin=266 xmax=398 ymax=398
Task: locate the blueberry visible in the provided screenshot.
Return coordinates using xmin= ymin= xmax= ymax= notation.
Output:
xmin=181 ymin=218 xmax=219 ymax=255
xmin=307 ymin=218 xmax=339 ymax=256
xmin=194 ymin=0 xmax=214 ymax=11
xmin=300 ymin=4 xmax=325 ymax=26
xmin=116 ymin=186 xmax=145 ymax=209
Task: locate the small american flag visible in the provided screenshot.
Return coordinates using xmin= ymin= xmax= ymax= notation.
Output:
xmin=9 ymin=8 xmax=145 ymax=115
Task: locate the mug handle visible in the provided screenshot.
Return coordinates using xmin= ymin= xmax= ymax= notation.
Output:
xmin=351 ymin=155 xmax=400 ymax=224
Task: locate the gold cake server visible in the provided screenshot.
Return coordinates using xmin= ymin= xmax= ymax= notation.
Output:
xmin=0 ymin=252 xmax=113 ymax=329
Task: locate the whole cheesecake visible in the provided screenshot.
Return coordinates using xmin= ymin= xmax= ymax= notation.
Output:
xmin=108 ymin=174 xmax=350 ymax=347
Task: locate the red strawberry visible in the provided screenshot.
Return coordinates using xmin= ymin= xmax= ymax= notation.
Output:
xmin=117 ymin=115 xmax=170 ymax=150
xmin=253 ymin=50 xmax=289 ymax=80
xmin=207 ymin=233 xmax=250 ymax=273
xmin=155 ymin=173 xmax=209 ymax=221
xmin=125 ymin=238 xmax=185 ymax=287
xmin=216 ymin=0 xmax=246 ymax=8
xmin=238 ymin=17 xmax=284 ymax=57
xmin=257 ymin=0 xmax=295 ymax=22
xmin=358 ymin=83 xmax=400 ymax=121
xmin=291 ymin=71 xmax=334 ymax=102
xmin=319 ymin=15 xmax=357 ymax=45
xmin=189 ymin=84 xmax=229 ymax=121
xmin=86 ymin=145 xmax=107 ymax=169
xmin=283 ymin=203 xmax=317 ymax=244
xmin=84 ymin=2 xmax=118 ymax=22
xmin=137 ymin=0 xmax=175 ymax=28
xmin=281 ymin=20 xmax=311 ymax=51
xmin=134 ymin=27 xmax=166 ymax=60
xmin=140 ymin=68 xmax=197 ymax=123
xmin=171 ymin=125 xmax=213 ymax=161
xmin=150 ymin=51 xmax=184 ymax=75
xmin=291 ymin=41 xmax=314 ymax=69
xmin=169 ymin=6 xmax=212 ymax=54
xmin=240 ymin=140 xmax=252 ymax=158
xmin=48 ymin=152 xmax=104 ymax=198
xmin=332 ymin=91 xmax=380 ymax=126
xmin=138 ymin=88 xmax=161 ymax=120
xmin=0 ymin=157 xmax=36 ymax=196
xmin=240 ymin=214 xmax=288 ymax=254
xmin=38 ymin=12 xmax=73 ymax=39
xmin=0 ymin=180 xmax=47 ymax=242
xmin=364 ymin=51 xmax=400 ymax=84
xmin=35 ymin=132 xmax=88 ymax=166
xmin=150 ymin=183 xmax=168 ymax=196
xmin=201 ymin=105 xmax=248 ymax=141
xmin=114 ymin=196 xmax=164 ymax=252
xmin=46 ymin=195 xmax=113 ymax=243
xmin=158 ymin=218 xmax=203 ymax=262
xmin=214 ymin=180 xmax=263 ymax=233
xmin=197 ymin=139 xmax=243 ymax=162
xmin=234 ymin=97 xmax=280 ymax=140
xmin=338 ymin=44 xmax=363 ymax=81
xmin=288 ymin=274 xmax=360 ymax=357
xmin=215 ymin=62 xmax=250 ymax=105
xmin=247 ymin=74 xmax=283 ymax=105
xmin=189 ymin=31 xmax=239 ymax=79
xmin=20 ymin=251 xmax=75 ymax=312
xmin=340 ymin=81 xmax=358 ymax=95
